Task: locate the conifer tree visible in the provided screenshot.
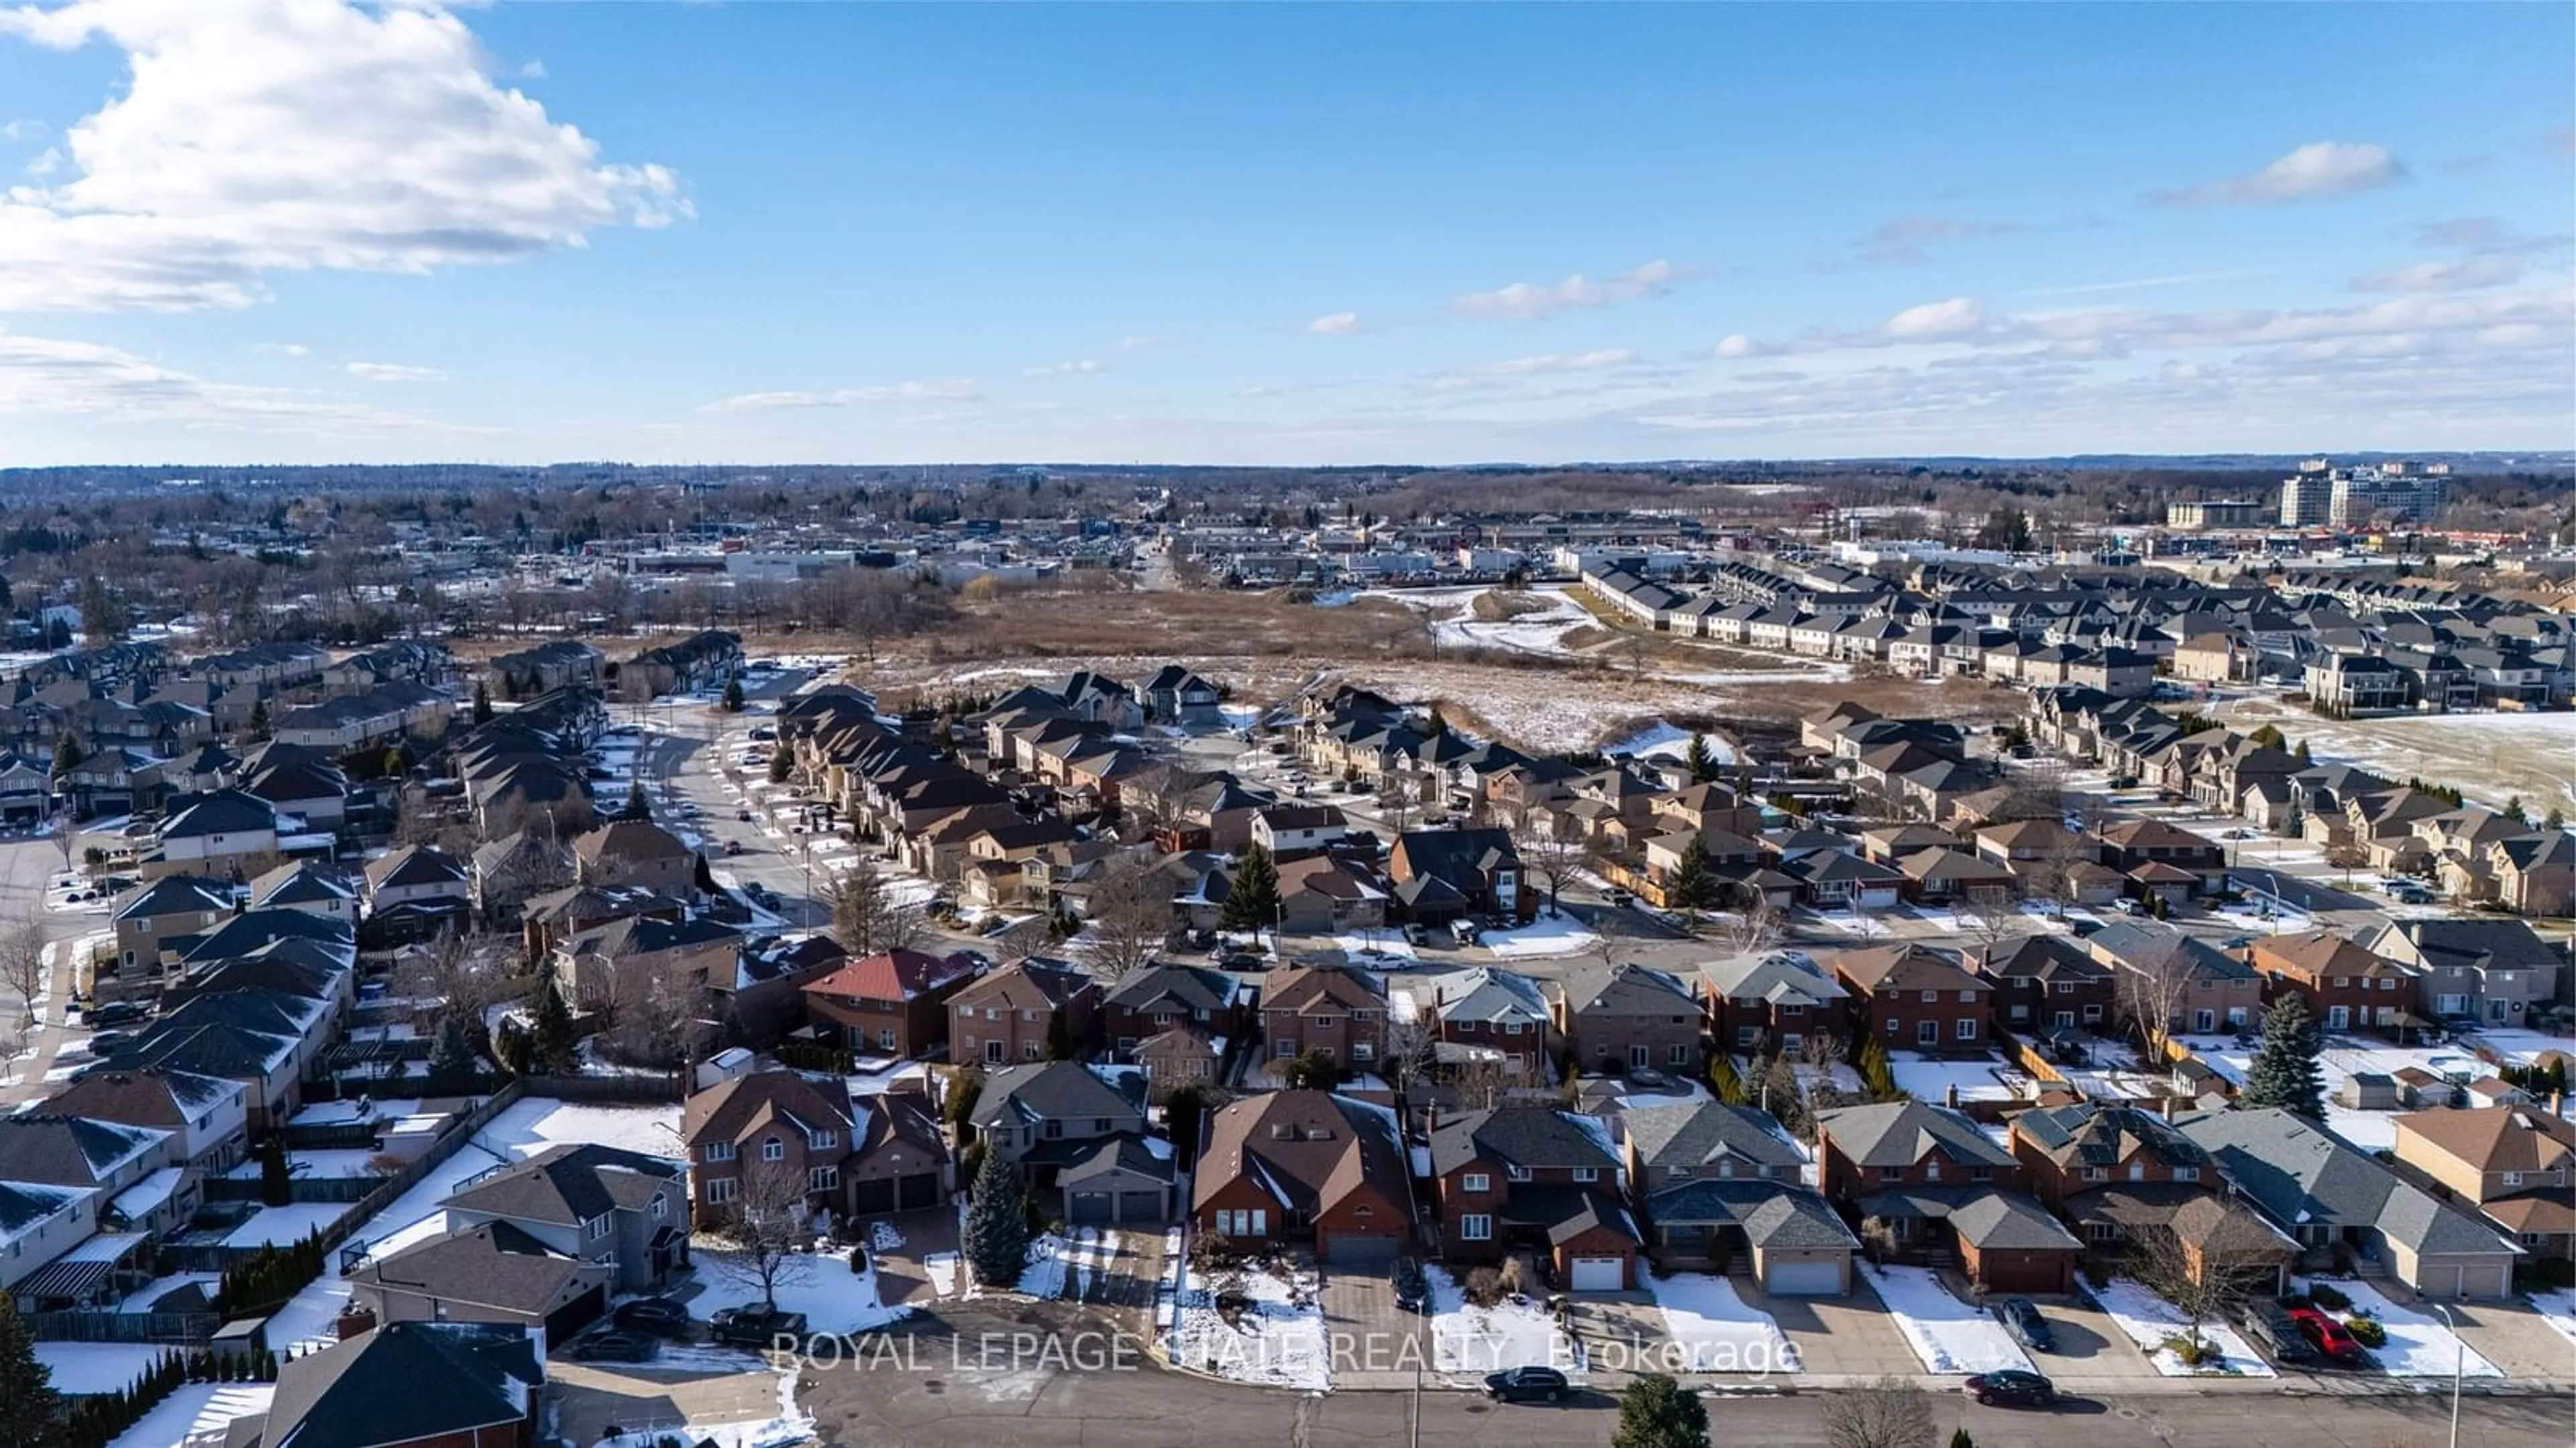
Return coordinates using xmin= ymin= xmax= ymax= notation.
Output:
xmin=532 ymin=974 xmax=580 ymax=1073
xmin=471 ymin=679 xmax=494 ymax=724
xmin=2240 ymin=992 xmax=2326 ymax=1119
xmin=962 ymin=1146 xmax=1030 ymax=1291
xmin=1222 ymin=843 xmax=1282 ymax=936
xmin=1683 ymin=733 xmax=1719 ymax=783
xmin=0 ymin=1294 xmax=58 ymax=1447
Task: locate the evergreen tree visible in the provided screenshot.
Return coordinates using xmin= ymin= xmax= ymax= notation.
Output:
xmin=767 ymin=739 xmax=795 ymax=784
xmin=623 ymin=778 xmax=651 ymax=821
xmin=258 ymin=1135 xmax=292 ymax=1207
xmin=50 ymin=731 xmax=83 ymax=781
xmin=1221 ymin=843 xmax=1282 ymax=935
xmin=1666 ymin=835 xmax=1711 ymax=911
xmin=2548 ymin=806 xmax=2567 ymax=833
xmin=1707 ymin=1052 xmax=1746 ymax=1105
xmin=1683 ymin=733 xmax=1719 ymax=784
xmin=2503 ymin=796 xmax=2527 ymax=826
xmin=2240 ymin=992 xmax=2326 ymax=1119
xmin=1045 ymin=1010 xmax=1073 ymax=1061
xmin=2293 ymin=739 xmax=2312 ymax=767
xmin=0 ymin=1292 xmax=59 ymax=1445
xmin=1163 ymin=1082 xmax=1208 ymax=1165
xmin=532 ymin=975 xmax=580 ymax=1073
xmin=247 ymin=699 xmax=270 ymax=741
xmin=1856 ymin=1035 xmax=1902 ymax=1101
xmin=1949 ymin=1429 xmax=1977 ymax=1448
xmin=429 ymin=1016 xmax=478 ymax=1086
xmin=1424 ymin=707 xmax=1448 ymax=737
xmin=721 ymin=676 xmax=746 ymax=713
xmin=471 ymin=679 xmax=494 ymax=725
xmin=1613 ymin=1373 xmax=1710 ymax=1448
xmin=962 ymin=1146 xmax=1030 ymax=1290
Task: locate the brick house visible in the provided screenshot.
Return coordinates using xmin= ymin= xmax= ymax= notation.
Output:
xmin=1815 ymin=1100 xmax=2080 ymax=1294
xmin=1697 ymin=951 xmax=1848 ymax=1056
xmin=2390 ymin=1106 xmax=2575 ymax=1266
xmin=1427 ymin=1106 xmax=1638 ymax=1290
xmin=2085 ymin=921 xmax=2267 ymax=1039
xmin=1389 ymin=827 xmax=1531 ymax=923
xmin=1191 ymin=1090 xmax=1412 ymax=1264
xmin=1827 ymin=943 xmax=1990 ymax=1053
xmin=2010 ymin=1100 xmax=2293 ymax=1293
xmin=227 ymin=1321 xmax=544 ymax=1448
xmin=800 ymin=948 xmax=977 ymax=1058
xmin=1970 ymin=934 xmax=2116 ymax=1038
xmin=1411 ymin=966 xmax=1552 ymax=1079
xmin=683 ymin=1068 xmax=951 ymax=1225
xmin=1102 ymin=964 xmax=1246 ymax=1057
xmin=2095 ymin=819 xmax=2227 ymax=895
xmin=1552 ymin=962 xmax=1703 ymax=1076
xmin=2247 ymin=930 xmax=2417 ymax=1034
xmin=1259 ymin=964 xmax=1388 ymax=1073
xmin=949 ymin=958 xmax=1099 ymax=1066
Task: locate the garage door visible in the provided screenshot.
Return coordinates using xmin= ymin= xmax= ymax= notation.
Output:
xmin=542 ymin=1284 xmax=606 ymax=1348
xmin=896 ymin=1172 xmax=943 ymax=1212
xmin=1117 ymin=1190 xmax=1165 ymax=1222
xmin=1764 ymin=1259 xmax=1844 ymax=1296
xmin=1068 ymin=1192 xmax=1113 ymax=1225
xmin=1566 ymin=1256 xmax=1625 ymax=1292
xmin=852 ymin=1178 xmax=896 ymax=1217
xmin=1322 ymin=1233 xmax=1398 ymax=1267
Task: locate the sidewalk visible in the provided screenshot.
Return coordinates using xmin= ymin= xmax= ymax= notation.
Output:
xmin=1 ymin=935 xmax=80 ymax=1105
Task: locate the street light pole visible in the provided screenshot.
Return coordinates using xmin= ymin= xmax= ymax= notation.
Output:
xmin=2430 ymin=1301 xmax=2463 ymax=1448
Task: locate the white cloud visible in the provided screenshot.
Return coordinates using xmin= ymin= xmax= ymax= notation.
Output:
xmin=1713 ymin=334 xmax=1762 ymax=358
xmin=2155 ymin=141 xmax=2404 ymax=206
xmin=0 ymin=326 xmax=449 ymax=433
xmin=0 ymin=118 xmax=44 ymax=142
xmin=518 ymin=58 xmax=545 ymax=79
xmin=1845 ymin=215 xmax=2021 ymax=266
xmin=699 ymin=380 xmax=981 ymax=413
xmin=1022 ymin=358 xmax=1107 ymax=378
xmin=2351 ymin=254 xmax=2533 ymax=294
xmin=1452 ymin=260 xmax=1693 ymax=320
xmin=1882 ymin=297 xmax=1987 ymax=339
xmin=1470 ymin=348 xmax=1642 ymax=377
xmin=0 ymin=0 xmax=686 ymax=312
xmin=1307 ymin=311 xmax=1361 ymax=335
xmin=253 ymin=342 xmax=310 ymax=356
xmin=344 ymin=360 xmax=445 ymax=382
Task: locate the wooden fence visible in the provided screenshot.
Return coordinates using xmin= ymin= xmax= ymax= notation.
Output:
xmin=27 ymin=1308 xmax=220 ymax=1345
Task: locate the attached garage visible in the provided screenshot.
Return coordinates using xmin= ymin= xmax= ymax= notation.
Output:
xmin=1056 ymin=1137 xmax=1176 ymax=1226
xmin=1566 ymin=1256 xmax=1627 ymax=1292
xmin=852 ymin=1168 xmax=948 ymax=1218
xmin=1759 ymin=1255 xmax=1848 ymax=1297
xmin=1320 ymin=1233 xmax=1401 ymax=1267
xmin=2407 ymin=1254 xmax=2514 ymax=1302
xmin=542 ymin=1283 xmax=606 ymax=1348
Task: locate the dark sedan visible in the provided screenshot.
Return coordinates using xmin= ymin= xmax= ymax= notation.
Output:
xmin=1963 ymin=1369 xmax=2055 ymax=1408
xmin=1483 ymin=1365 xmax=1568 ymax=1403
xmin=613 ymin=1298 xmax=693 ymax=1337
xmin=1992 ymin=1296 xmax=2055 ymax=1353
xmin=569 ymin=1330 xmax=658 ymax=1363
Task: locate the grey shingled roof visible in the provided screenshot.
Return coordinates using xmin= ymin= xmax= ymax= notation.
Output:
xmin=2178 ymin=1107 xmax=2517 ymax=1260
xmin=1426 ymin=1106 xmax=1619 ymax=1176
xmin=245 ymin=1319 xmax=541 ymax=1448
xmin=1622 ymin=1101 xmax=1806 ymax=1177
xmin=1817 ymin=1100 xmax=2017 ymax=1171
xmin=439 ymin=1143 xmax=680 ymax=1228
xmin=1646 ymin=1179 xmax=1860 ymax=1251
xmin=970 ymin=1061 xmax=1146 ymax=1131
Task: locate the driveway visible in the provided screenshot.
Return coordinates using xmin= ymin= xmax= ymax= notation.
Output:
xmin=1316 ymin=1254 xmax=1423 ymax=1387
xmin=871 ymin=1206 xmax=962 ymax=1309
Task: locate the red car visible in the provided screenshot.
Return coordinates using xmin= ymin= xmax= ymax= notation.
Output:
xmin=2287 ymin=1306 xmax=2367 ymax=1365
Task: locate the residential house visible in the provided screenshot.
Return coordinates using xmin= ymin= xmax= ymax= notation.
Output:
xmin=800 ymin=948 xmax=977 ymax=1059
xmin=1815 ymin=1100 xmax=2080 ymax=1293
xmin=438 ymin=1143 xmax=690 ymax=1293
xmin=2085 ymin=921 xmax=2267 ymax=1040
xmin=1259 ymin=965 xmax=1388 ymax=1073
xmin=683 ymin=1069 xmax=951 ymax=1225
xmin=1101 ymin=964 xmax=1246 ymax=1058
xmin=2390 ymin=1106 xmax=2575 ymax=1267
xmin=2361 ymin=917 xmax=2563 ymax=1028
xmin=1251 ymin=803 xmax=1347 ymax=859
xmin=2247 ymin=931 xmax=2418 ymax=1034
xmin=1388 ymin=827 xmax=1529 ymax=923
xmin=2096 ymin=819 xmax=2228 ymax=896
xmin=1625 ymin=1100 xmax=1856 ymax=1295
xmin=571 ymin=819 xmax=698 ymax=897
xmin=1191 ymin=1090 xmax=1411 ymax=1263
xmin=1409 ymin=966 xmax=1553 ymax=1079
xmin=108 ymin=873 xmax=234 ymax=982
xmin=1697 ymin=951 xmax=1849 ymax=1056
xmin=1135 ymin=665 xmax=1224 ymax=727
xmin=715 ymin=934 xmax=852 ymax=1046
xmin=2010 ymin=1100 xmax=2293 ymax=1294
xmin=147 ymin=788 xmax=286 ymax=882
xmin=1552 ymin=962 xmax=1703 ymax=1077
xmin=247 ymin=860 xmax=360 ymax=925
xmin=220 ymin=1320 xmax=544 ymax=1448
xmin=1827 ymin=943 xmax=1990 ymax=1053
xmin=350 ymin=1221 xmax=612 ymax=1345
xmin=967 ymin=1062 xmax=1170 ymax=1221
xmin=2180 ymin=1106 xmax=2518 ymax=1300
xmin=949 ymin=958 xmax=1099 ymax=1066
xmin=1273 ymin=853 xmax=1389 ymax=934
xmin=1428 ymin=1106 xmax=1637 ymax=1290
xmin=1970 ymin=934 xmax=2116 ymax=1038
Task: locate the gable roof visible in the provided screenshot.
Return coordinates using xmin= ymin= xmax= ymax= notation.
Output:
xmin=2178 ymin=1106 xmax=2518 ymax=1260
xmin=1191 ymin=1089 xmax=1406 ymax=1218
xmin=969 ymin=1061 xmax=1144 ymax=1131
xmin=1817 ymin=1100 xmax=2016 ymax=1170
xmin=241 ymin=1320 xmax=540 ymax=1448
xmin=1623 ymin=1100 xmax=1807 ymax=1175
xmin=438 ymin=1143 xmax=682 ymax=1227
xmin=802 ymin=948 xmax=975 ymax=1002
xmin=1427 ymin=1106 xmax=1620 ymax=1178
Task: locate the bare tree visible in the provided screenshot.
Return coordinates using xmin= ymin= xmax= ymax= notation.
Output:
xmin=49 ymin=807 xmax=78 ymax=875
xmin=1077 ymin=858 xmax=1172 ymax=984
xmin=1510 ymin=817 xmax=1587 ymax=917
xmin=1378 ymin=774 xmax=1416 ymax=833
xmin=392 ymin=927 xmax=517 ymax=1041
xmin=1122 ymin=764 xmax=1199 ymax=839
xmin=708 ymin=1153 xmax=818 ymax=1314
xmin=1820 ymin=1376 xmax=1935 ymax=1448
xmin=0 ymin=916 xmax=48 ymax=1027
xmin=828 ymin=860 xmax=926 ymax=957
xmin=1714 ymin=893 xmax=1783 ymax=958
xmin=1446 ymin=1053 xmax=1510 ymax=1111
xmin=1381 ymin=1006 xmax=1440 ymax=1110
xmin=1949 ymin=888 xmax=2026 ymax=953
xmin=2116 ymin=951 xmax=2197 ymax=1064
xmin=2124 ymin=1223 xmax=2264 ymax=1359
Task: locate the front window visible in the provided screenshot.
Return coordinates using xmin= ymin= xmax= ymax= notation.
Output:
xmin=808 ymin=1131 xmax=837 ymax=1151
xmin=705 ymin=1177 xmax=738 ymax=1204
xmin=1572 ymin=1167 xmax=1598 ymax=1183
xmin=1459 ymin=1214 xmax=1493 ymax=1241
xmin=1462 ymin=1172 xmax=1491 ymax=1192
xmin=809 ymin=1165 xmax=839 ymax=1192
xmin=1917 ymin=1021 xmax=1937 ymax=1045
xmin=761 ymin=1137 xmax=785 ymax=1162
xmin=1955 ymin=1019 xmax=1977 ymax=1041
xmin=704 ymin=1141 xmax=735 ymax=1162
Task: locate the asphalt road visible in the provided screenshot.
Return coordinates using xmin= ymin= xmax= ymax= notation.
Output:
xmin=0 ymin=829 xmax=116 ymax=1100
xmin=792 ymin=1301 xmax=2572 ymax=1448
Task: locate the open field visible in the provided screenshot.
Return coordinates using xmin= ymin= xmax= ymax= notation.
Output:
xmin=2214 ymin=698 xmax=2576 ymax=812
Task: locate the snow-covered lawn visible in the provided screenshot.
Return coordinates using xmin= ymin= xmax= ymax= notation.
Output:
xmin=222 ymin=1202 xmax=346 ymax=1248
xmin=1014 ymin=1233 xmax=1072 ymax=1299
xmin=2528 ymin=1288 xmax=2576 ymax=1350
xmin=1867 ymin=1265 xmax=2035 ymax=1376
xmin=1335 ymin=933 xmax=1415 ymax=964
xmin=1643 ymin=1272 xmax=1801 ymax=1375
xmin=1426 ymin=1265 xmax=1580 ymax=1378
xmin=1888 ymin=1052 xmax=2025 ymax=1105
xmin=923 ymin=1251 xmax=962 ymax=1298
xmin=34 ymin=1341 xmax=166 ymax=1396
xmin=106 ymin=1383 xmax=273 ymax=1448
xmin=1170 ymin=1257 xmax=1332 ymax=1392
xmin=2469 ymin=1029 xmax=2576 ymax=1068
xmin=2302 ymin=1278 xmax=2503 ymax=1379
xmin=596 ymin=1365 xmax=811 ymax=1448
xmin=1481 ymin=913 xmax=1599 ymax=960
xmin=2086 ymin=1279 xmax=2275 ymax=1377
xmin=696 ymin=1243 xmax=912 ymax=1336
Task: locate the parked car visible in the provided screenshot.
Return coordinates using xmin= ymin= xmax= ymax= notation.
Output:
xmin=1962 ymin=1369 xmax=2055 ymax=1408
xmin=2288 ymin=1306 xmax=2367 ymax=1366
xmin=87 ymin=1030 xmax=132 ymax=1055
xmin=613 ymin=1298 xmax=693 ymax=1337
xmin=709 ymin=1305 xmax=810 ymax=1348
xmin=569 ymin=1329 xmax=658 ymax=1363
xmin=722 ymin=839 xmax=743 ymax=856
xmin=83 ymin=1001 xmax=144 ymax=1028
xmin=1992 ymin=1297 xmax=2055 ymax=1353
xmin=1448 ymin=919 xmax=1481 ymax=945
xmin=749 ymin=726 xmax=777 ymax=739
xmin=1403 ymin=923 xmax=1430 ymax=947
xmin=2232 ymin=1303 xmax=2317 ymax=1366
xmin=1391 ymin=1256 xmax=1427 ymax=1314
xmin=1482 ymin=1365 xmax=1568 ymax=1403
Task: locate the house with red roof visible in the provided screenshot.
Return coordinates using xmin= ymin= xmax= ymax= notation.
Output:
xmin=800 ymin=947 xmax=977 ymax=1059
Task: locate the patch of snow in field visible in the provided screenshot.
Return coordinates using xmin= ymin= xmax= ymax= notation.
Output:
xmin=2088 ymin=1279 xmax=2275 ymax=1377
xmin=1868 ymin=1265 xmax=2035 ymax=1376
xmin=1643 ymin=1272 xmax=1801 ymax=1374
xmin=1481 ymin=913 xmax=1600 ymax=960
xmin=1605 ymin=720 xmax=1735 ymax=765
xmin=2301 ymin=1278 xmax=2502 ymax=1379
xmin=106 ymin=1382 xmax=273 ymax=1448
xmin=696 ymin=1244 xmax=912 ymax=1336
xmin=1426 ymin=1265 xmax=1581 ymax=1378
xmin=34 ymin=1342 xmax=166 ymax=1396
xmin=1169 ymin=1257 xmax=1332 ymax=1392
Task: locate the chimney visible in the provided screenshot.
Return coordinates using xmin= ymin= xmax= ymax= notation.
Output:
xmin=1945 ymin=1082 xmax=1960 ymax=1110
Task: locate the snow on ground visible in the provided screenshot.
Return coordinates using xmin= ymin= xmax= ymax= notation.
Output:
xmin=1867 ymin=1265 xmax=2035 ymax=1376
xmin=1602 ymin=720 xmax=1737 ymax=766
xmin=513 ymin=1099 xmax=684 ymax=1157
xmin=871 ymin=1219 xmax=906 ymax=1254
xmin=2466 ymin=1029 xmax=2576 ymax=1068
xmin=1426 ymin=1265 xmax=1580 ymax=1378
xmin=2528 ymin=1289 xmax=2576 ymax=1350
xmin=223 ymin=1202 xmax=346 ymax=1248
xmin=1888 ymin=1052 xmax=2025 ymax=1104
xmin=224 ymin=1149 xmax=390 ymax=1181
xmin=2303 ymin=1278 xmax=2503 ymax=1379
xmin=696 ymin=1244 xmax=912 ymax=1336
xmin=34 ymin=1341 xmax=166 ymax=1396
xmin=1481 ymin=913 xmax=1600 ymax=960
xmin=1642 ymin=1272 xmax=1801 ymax=1375
xmin=1014 ymin=1233 xmax=1073 ymax=1300
xmin=1336 ymin=933 xmax=1415 ymax=964
xmin=1169 ymin=1257 xmax=1332 ymax=1392
xmin=596 ymin=1364 xmax=811 ymax=1448
xmin=2086 ymin=1279 xmax=2276 ymax=1378
xmin=106 ymin=1382 xmax=273 ymax=1448
xmin=923 ymin=1251 xmax=962 ymax=1298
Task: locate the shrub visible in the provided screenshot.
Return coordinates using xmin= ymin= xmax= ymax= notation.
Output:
xmin=1497 ymin=1257 xmax=1527 ymax=1300
xmin=2345 ymin=1314 xmax=2387 ymax=1349
xmin=2306 ymin=1282 xmax=2352 ymax=1312
xmin=1463 ymin=1266 xmax=1505 ymax=1308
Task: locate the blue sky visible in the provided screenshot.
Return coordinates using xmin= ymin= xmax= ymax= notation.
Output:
xmin=0 ymin=1 xmax=2568 ymax=465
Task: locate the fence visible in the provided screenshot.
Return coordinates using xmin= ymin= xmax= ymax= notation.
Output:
xmin=206 ymin=1172 xmax=388 ymax=1206
xmin=27 ymin=1308 xmax=220 ymax=1345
